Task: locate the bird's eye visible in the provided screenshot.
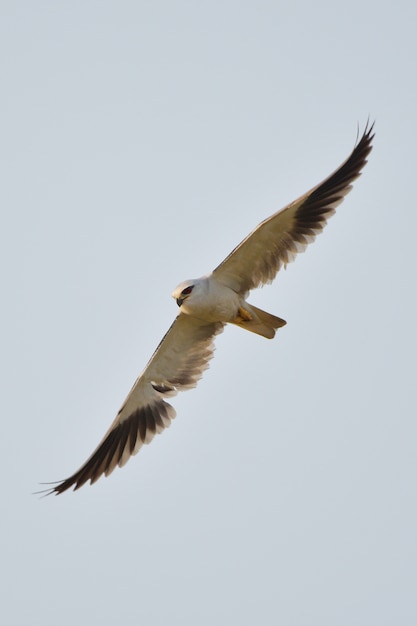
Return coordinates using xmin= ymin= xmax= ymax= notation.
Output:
xmin=181 ymin=286 xmax=194 ymax=296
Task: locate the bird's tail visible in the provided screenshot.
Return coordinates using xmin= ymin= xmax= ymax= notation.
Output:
xmin=232 ymin=303 xmax=286 ymax=339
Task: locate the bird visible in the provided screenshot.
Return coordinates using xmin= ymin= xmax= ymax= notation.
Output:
xmin=47 ymin=122 xmax=374 ymax=494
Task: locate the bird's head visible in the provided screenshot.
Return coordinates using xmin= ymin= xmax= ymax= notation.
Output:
xmin=172 ymin=280 xmax=197 ymax=307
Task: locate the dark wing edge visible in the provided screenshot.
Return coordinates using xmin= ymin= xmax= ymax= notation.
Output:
xmin=44 ymin=316 xmax=224 ymax=495
xmin=213 ymin=122 xmax=375 ymax=294
xmin=293 ymin=120 xmax=375 ymax=236
xmin=42 ymin=400 xmax=175 ymax=496
xmin=275 ymin=120 xmax=375 ymax=274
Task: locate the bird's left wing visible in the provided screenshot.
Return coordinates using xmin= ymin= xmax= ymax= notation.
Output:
xmin=212 ymin=123 xmax=374 ymax=296
xmin=49 ymin=314 xmax=223 ymax=494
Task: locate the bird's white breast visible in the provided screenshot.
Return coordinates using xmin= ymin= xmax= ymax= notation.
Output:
xmin=180 ymin=275 xmax=241 ymax=323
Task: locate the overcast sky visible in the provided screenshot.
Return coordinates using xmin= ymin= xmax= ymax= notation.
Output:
xmin=2 ymin=1 xmax=416 ymax=625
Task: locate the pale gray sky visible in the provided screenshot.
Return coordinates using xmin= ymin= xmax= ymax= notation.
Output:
xmin=1 ymin=1 xmax=416 ymax=625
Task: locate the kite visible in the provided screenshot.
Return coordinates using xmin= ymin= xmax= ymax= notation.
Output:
xmin=48 ymin=123 xmax=374 ymax=494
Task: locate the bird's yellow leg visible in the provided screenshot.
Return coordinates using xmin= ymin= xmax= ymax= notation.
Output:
xmin=235 ymin=306 xmax=253 ymax=323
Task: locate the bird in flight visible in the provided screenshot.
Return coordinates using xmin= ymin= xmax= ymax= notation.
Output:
xmin=48 ymin=123 xmax=374 ymax=494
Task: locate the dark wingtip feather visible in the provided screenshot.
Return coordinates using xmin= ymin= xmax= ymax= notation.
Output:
xmin=45 ymin=401 xmax=173 ymax=495
xmin=296 ymin=121 xmax=375 ymax=224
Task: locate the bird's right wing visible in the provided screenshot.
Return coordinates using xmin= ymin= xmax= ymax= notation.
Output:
xmin=50 ymin=314 xmax=224 ymax=494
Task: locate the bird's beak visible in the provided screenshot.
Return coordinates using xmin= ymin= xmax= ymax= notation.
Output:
xmin=176 ymin=297 xmax=184 ymax=307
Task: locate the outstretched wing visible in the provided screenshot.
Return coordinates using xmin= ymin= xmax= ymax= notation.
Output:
xmin=212 ymin=123 xmax=374 ymax=295
xmin=50 ymin=314 xmax=224 ymax=494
